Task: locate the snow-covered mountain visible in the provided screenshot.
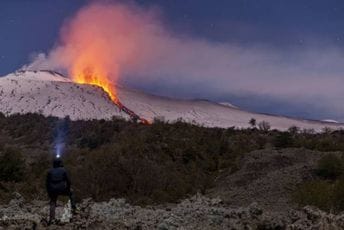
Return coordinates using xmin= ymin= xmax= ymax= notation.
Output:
xmin=0 ymin=70 xmax=343 ymax=131
xmin=0 ymin=70 xmax=128 ymax=120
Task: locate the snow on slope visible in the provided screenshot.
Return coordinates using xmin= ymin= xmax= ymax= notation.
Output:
xmin=0 ymin=70 xmax=128 ymax=120
xmin=0 ymin=70 xmax=343 ymax=131
xmin=117 ymin=87 xmax=344 ymax=131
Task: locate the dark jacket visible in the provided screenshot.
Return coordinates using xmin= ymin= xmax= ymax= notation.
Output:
xmin=46 ymin=165 xmax=71 ymax=195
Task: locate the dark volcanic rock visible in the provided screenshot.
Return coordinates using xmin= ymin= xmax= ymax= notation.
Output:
xmin=1 ymin=194 xmax=344 ymax=229
xmin=207 ymin=148 xmax=340 ymax=212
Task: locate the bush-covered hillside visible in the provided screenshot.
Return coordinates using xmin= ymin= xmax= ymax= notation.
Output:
xmin=0 ymin=113 xmax=344 ymax=207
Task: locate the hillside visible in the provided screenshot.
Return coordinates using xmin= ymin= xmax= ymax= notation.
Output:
xmin=1 ymin=70 xmax=343 ymax=131
xmin=0 ymin=70 xmax=127 ymax=120
xmin=1 ymin=114 xmax=344 ymax=228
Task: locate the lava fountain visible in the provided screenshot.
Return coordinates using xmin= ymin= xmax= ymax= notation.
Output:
xmin=70 ymin=56 xmax=150 ymax=123
xmin=71 ymin=64 xmax=149 ymax=124
xmin=72 ymin=65 xmax=119 ymax=104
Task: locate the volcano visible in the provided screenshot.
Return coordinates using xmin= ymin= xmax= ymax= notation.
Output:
xmin=0 ymin=70 xmax=343 ymax=131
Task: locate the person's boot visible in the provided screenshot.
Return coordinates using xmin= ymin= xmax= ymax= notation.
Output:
xmin=72 ymin=205 xmax=79 ymax=215
xmin=49 ymin=203 xmax=56 ymax=225
xmin=48 ymin=218 xmax=55 ymax=226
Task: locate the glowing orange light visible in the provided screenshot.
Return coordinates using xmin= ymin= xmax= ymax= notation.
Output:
xmin=71 ymin=62 xmax=151 ymax=125
xmin=63 ymin=3 xmax=152 ymax=125
xmin=71 ymin=61 xmax=119 ymax=104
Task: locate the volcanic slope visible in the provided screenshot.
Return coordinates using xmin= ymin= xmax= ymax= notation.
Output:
xmin=0 ymin=70 xmax=128 ymax=120
xmin=0 ymin=70 xmax=343 ymax=131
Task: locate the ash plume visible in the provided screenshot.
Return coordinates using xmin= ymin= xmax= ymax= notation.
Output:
xmin=25 ymin=1 xmax=344 ymax=121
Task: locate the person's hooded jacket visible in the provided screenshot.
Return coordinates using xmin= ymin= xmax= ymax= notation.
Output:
xmin=46 ymin=158 xmax=71 ymax=195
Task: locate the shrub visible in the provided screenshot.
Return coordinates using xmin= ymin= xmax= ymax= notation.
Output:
xmin=288 ymin=126 xmax=300 ymax=135
xmin=273 ymin=132 xmax=294 ymax=148
xmin=5 ymin=113 xmax=344 ymax=206
xmin=322 ymin=127 xmax=333 ymax=134
xmin=153 ymin=116 xmax=166 ymax=124
xmin=316 ymin=153 xmax=344 ymax=180
xmin=333 ymin=179 xmax=344 ymax=211
xmin=293 ymin=180 xmax=333 ymax=212
xmin=294 ymin=154 xmax=344 ymax=212
xmin=294 ymin=178 xmax=344 ymax=213
xmin=258 ymin=121 xmax=271 ymax=131
xmin=316 ymin=138 xmax=337 ymax=152
xmin=0 ymin=147 xmax=25 ymax=182
xmin=249 ymin=118 xmax=256 ymax=128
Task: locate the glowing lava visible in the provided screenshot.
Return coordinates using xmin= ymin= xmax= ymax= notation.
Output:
xmin=72 ymin=66 xmax=119 ymax=103
xmin=71 ymin=66 xmax=150 ymax=124
xmin=63 ymin=2 xmax=152 ymax=124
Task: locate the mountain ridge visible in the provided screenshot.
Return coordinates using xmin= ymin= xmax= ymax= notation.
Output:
xmin=0 ymin=70 xmax=343 ymax=131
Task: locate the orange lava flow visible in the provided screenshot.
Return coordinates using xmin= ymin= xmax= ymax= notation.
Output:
xmin=71 ymin=66 xmax=119 ymax=104
xmin=72 ymin=66 xmax=151 ymax=125
xmin=70 ymin=58 xmax=151 ymax=124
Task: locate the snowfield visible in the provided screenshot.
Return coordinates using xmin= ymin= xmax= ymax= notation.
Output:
xmin=0 ymin=70 xmax=343 ymax=131
xmin=0 ymin=70 xmax=128 ymax=120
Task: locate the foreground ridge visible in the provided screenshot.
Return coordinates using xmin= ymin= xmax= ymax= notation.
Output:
xmin=1 ymin=193 xmax=344 ymax=229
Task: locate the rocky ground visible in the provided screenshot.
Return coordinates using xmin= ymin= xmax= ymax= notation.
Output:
xmin=1 ymin=193 xmax=344 ymax=229
xmin=1 ymin=148 xmax=342 ymax=229
xmin=207 ymin=148 xmax=333 ymax=212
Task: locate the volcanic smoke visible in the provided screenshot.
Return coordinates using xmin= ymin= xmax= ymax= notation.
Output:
xmin=27 ymin=2 xmax=165 ymax=104
xmin=54 ymin=2 xmax=154 ymax=102
xmin=28 ymin=1 xmax=166 ymax=124
xmin=26 ymin=1 xmax=344 ymax=120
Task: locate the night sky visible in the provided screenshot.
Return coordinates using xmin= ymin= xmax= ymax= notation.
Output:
xmin=1 ymin=0 xmax=344 ymax=121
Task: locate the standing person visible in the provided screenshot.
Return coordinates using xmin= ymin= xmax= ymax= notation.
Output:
xmin=46 ymin=158 xmax=76 ymax=224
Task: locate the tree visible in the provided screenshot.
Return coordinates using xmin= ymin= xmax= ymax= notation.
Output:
xmin=274 ymin=132 xmax=293 ymax=148
xmin=322 ymin=127 xmax=333 ymax=134
xmin=249 ymin=118 xmax=256 ymax=128
xmin=288 ymin=126 xmax=300 ymax=135
xmin=0 ymin=147 xmax=25 ymax=182
xmin=258 ymin=121 xmax=271 ymax=131
xmin=316 ymin=154 xmax=344 ymax=180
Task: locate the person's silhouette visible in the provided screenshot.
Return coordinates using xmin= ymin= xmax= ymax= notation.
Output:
xmin=46 ymin=158 xmax=76 ymax=223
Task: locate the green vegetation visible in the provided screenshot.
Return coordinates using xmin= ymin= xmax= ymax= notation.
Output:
xmin=0 ymin=113 xmax=254 ymax=204
xmin=293 ymin=153 xmax=344 ymax=213
xmin=1 ymin=112 xmax=344 ymax=207
xmin=0 ymin=147 xmax=25 ymax=182
xmin=316 ymin=153 xmax=344 ymax=180
xmin=249 ymin=118 xmax=256 ymax=128
xmin=273 ymin=132 xmax=294 ymax=148
xmin=293 ymin=178 xmax=344 ymax=213
xmin=293 ymin=180 xmax=333 ymax=211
